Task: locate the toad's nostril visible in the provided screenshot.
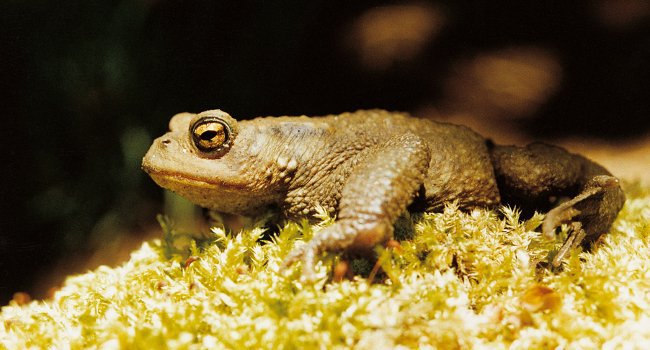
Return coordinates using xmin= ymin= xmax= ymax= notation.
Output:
xmin=161 ymin=139 xmax=172 ymax=145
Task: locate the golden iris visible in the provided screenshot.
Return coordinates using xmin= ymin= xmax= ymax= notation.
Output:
xmin=191 ymin=118 xmax=229 ymax=152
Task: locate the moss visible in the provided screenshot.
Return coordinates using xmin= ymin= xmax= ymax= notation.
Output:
xmin=2 ymin=184 xmax=650 ymax=349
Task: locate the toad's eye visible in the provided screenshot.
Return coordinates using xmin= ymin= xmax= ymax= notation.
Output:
xmin=188 ymin=110 xmax=239 ymax=157
xmin=190 ymin=117 xmax=232 ymax=153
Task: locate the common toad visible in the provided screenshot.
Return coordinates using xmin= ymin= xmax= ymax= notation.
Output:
xmin=142 ymin=109 xmax=625 ymax=279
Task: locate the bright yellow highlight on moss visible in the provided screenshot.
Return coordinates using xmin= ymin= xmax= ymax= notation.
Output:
xmin=2 ymin=184 xmax=650 ymax=349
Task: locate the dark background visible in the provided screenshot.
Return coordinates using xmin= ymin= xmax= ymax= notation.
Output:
xmin=1 ymin=0 xmax=649 ymax=304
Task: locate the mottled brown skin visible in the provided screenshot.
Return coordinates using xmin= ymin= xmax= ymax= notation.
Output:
xmin=142 ymin=109 xmax=625 ymax=280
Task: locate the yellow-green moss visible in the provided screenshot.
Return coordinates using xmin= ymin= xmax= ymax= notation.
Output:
xmin=2 ymin=184 xmax=649 ymax=349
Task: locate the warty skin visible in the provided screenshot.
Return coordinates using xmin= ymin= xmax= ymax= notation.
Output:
xmin=143 ymin=109 xmax=625 ymax=280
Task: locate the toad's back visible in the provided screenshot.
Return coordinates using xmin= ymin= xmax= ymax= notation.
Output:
xmin=250 ymin=110 xmax=501 ymax=212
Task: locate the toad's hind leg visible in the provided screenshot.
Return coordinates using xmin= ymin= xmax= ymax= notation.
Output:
xmin=489 ymin=142 xmax=625 ymax=266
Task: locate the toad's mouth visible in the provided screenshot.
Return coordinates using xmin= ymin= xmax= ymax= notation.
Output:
xmin=146 ymin=170 xmax=214 ymax=187
xmin=143 ymin=167 xmax=249 ymax=192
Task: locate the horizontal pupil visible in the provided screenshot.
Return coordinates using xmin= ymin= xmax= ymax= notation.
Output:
xmin=200 ymin=131 xmax=218 ymax=141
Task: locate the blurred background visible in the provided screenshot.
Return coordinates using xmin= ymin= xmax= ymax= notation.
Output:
xmin=1 ymin=0 xmax=649 ymax=304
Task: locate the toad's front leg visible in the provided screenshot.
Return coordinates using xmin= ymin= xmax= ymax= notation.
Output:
xmin=282 ymin=134 xmax=431 ymax=282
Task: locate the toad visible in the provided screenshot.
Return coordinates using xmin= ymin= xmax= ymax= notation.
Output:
xmin=142 ymin=109 xmax=625 ymax=280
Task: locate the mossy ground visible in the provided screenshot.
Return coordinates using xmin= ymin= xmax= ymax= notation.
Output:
xmin=2 ymin=184 xmax=649 ymax=349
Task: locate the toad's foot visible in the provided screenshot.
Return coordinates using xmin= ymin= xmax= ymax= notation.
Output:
xmin=281 ymin=241 xmax=319 ymax=283
xmin=281 ymin=220 xmax=391 ymax=282
xmin=542 ymin=175 xmax=625 ymax=266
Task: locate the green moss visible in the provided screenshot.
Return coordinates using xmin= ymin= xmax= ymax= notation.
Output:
xmin=2 ymin=185 xmax=650 ymax=349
